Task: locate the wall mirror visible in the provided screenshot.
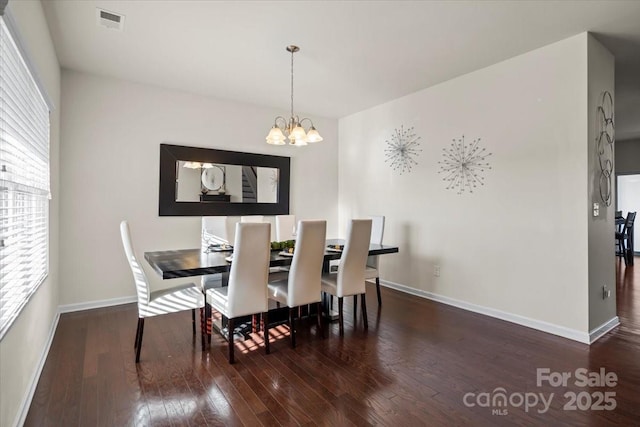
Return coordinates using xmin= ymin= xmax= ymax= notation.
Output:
xmin=159 ymin=144 xmax=290 ymax=216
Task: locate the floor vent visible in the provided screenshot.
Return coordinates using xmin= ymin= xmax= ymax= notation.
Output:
xmin=96 ymin=8 xmax=125 ymax=31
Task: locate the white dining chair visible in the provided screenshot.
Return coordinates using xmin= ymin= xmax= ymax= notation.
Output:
xmin=321 ymin=219 xmax=372 ymax=336
xmin=202 ymin=216 xmax=240 ymax=247
xmin=275 ymin=214 xmax=297 ymax=241
xmin=364 ymin=215 xmax=385 ymax=307
xmin=205 ymin=222 xmax=271 ymax=364
xmin=270 ymin=214 xmax=297 ymax=276
xmin=201 ymin=216 xmax=240 ymax=291
xmin=332 ymin=215 xmax=386 ymax=313
xmin=240 ymin=215 xmax=264 ymax=223
xmin=268 ymin=220 xmax=326 ymax=347
xmin=120 ymin=220 xmax=205 ymax=363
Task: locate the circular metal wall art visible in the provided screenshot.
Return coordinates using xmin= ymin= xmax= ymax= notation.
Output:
xmin=596 ymin=91 xmax=614 ymax=206
xmin=384 ymin=125 xmax=422 ymax=174
xmin=438 ymin=135 xmax=492 ymax=194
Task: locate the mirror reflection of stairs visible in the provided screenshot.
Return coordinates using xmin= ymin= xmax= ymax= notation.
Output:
xmin=242 ymin=166 xmax=257 ymax=202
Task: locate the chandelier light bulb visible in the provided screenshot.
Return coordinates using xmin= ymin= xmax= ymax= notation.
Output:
xmin=266 ymin=126 xmax=286 ymax=145
xmin=306 ymin=127 xmax=323 ymax=143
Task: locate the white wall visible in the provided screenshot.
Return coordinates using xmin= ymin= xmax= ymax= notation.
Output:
xmin=615 ymin=138 xmax=640 ymax=175
xmin=59 ymin=70 xmax=339 ymax=305
xmin=586 ymin=35 xmax=616 ymax=331
xmin=0 ymin=2 xmax=61 ymax=427
xmin=339 ymin=34 xmax=593 ymax=335
xmin=257 ymin=167 xmax=277 ymax=203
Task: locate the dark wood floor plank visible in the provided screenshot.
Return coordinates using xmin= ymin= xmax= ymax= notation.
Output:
xmin=191 ymin=362 xmax=245 ymax=426
xmin=50 ymin=314 xmax=86 ymax=427
xmin=24 ymin=257 xmax=640 ymax=426
xmin=274 ymin=347 xmax=371 ymax=426
xmin=210 ymin=348 xmax=301 ymax=426
xmin=196 ymin=356 xmax=262 ymax=426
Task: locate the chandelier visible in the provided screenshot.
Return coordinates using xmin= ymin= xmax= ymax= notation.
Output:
xmin=266 ymin=45 xmax=323 ymax=146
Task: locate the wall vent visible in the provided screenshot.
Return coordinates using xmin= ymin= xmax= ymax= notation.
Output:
xmin=96 ymin=8 xmax=125 ymax=31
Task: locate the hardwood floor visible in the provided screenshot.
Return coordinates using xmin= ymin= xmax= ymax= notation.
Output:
xmin=26 ymin=258 xmax=639 ymax=426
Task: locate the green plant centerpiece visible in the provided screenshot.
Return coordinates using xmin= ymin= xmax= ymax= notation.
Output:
xmin=271 ymin=240 xmax=295 ymax=253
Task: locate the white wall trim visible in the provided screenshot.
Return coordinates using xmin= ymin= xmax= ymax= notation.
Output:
xmin=589 ymin=316 xmax=620 ymax=343
xmin=13 ymin=310 xmax=60 ymax=427
xmin=380 ymin=279 xmax=592 ymax=344
xmin=58 ymin=295 xmax=137 ymax=314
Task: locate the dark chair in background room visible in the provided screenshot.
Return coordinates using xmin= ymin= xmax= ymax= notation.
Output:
xmin=616 ymin=212 xmax=636 ymax=266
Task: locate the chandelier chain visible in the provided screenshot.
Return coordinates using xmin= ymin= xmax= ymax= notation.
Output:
xmin=290 ymin=48 xmax=294 ymax=120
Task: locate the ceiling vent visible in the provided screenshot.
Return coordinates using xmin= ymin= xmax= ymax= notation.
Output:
xmin=96 ymin=8 xmax=125 ymax=31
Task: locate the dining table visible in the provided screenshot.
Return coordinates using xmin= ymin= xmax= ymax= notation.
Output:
xmin=144 ymin=239 xmax=399 ymax=340
xmin=144 ymin=239 xmax=399 ymax=280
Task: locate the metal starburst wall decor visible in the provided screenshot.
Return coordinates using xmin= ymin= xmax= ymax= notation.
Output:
xmin=438 ymin=135 xmax=492 ymax=194
xmin=384 ymin=125 xmax=422 ymax=174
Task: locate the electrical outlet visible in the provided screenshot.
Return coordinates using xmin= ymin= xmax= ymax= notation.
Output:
xmin=593 ymin=202 xmax=600 ymax=217
xmin=602 ymin=285 xmax=611 ymax=299
xmin=434 ymin=265 xmax=441 ymax=277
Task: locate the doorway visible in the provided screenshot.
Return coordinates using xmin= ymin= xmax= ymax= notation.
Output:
xmin=617 ymin=174 xmax=640 ymax=255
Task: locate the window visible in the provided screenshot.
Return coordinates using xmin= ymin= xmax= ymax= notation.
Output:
xmin=0 ymin=16 xmax=51 ymax=340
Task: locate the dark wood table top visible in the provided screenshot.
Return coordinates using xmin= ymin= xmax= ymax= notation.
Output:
xmin=144 ymin=239 xmax=399 ymax=279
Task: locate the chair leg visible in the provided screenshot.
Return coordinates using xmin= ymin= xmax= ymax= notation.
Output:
xmin=135 ymin=318 xmax=145 ymax=363
xmin=289 ymin=307 xmax=297 ymax=348
xmin=376 ymin=277 xmax=382 ymax=307
xmin=353 ymin=295 xmax=357 ymax=318
xmin=316 ymin=302 xmax=324 ymax=339
xmin=200 ymin=308 xmax=205 ymax=351
xmin=338 ymin=297 xmax=344 ymax=336
xmin=361 ymin=293 xmax=368 ymax=329
xmin=263 ymin=311 xmax=270 ymax=354
xmin=228 ymin=317 xmax=235 ymax=364
xmin=623 ymin=239 xmax=629 ymax=266
xmin=134 ymin=317 xmax=142 ymax=348
xmin=206 ymin=303 xmax=212 ymax=344
xmin=192 ymin=309 xmax=196 ymax=335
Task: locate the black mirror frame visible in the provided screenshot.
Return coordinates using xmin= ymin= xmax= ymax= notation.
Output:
xmin=159 ymin=143 xmax=290 ymax=216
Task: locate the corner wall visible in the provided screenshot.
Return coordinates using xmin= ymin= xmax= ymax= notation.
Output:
xmin=59 ymin=71 xmax=339 ymax=306
xmin=338 ymin=34 xmax=592 ymax=336
xmin=0 ymin=2 xmax=61 ymax=427
xmin=586 ymin=34 xmax=616 ymax=333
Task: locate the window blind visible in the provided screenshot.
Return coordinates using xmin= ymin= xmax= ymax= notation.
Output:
xmin=0 ymin=16 xmax=50 ymax=340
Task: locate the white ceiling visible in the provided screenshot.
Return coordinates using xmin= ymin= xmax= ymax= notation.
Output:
xmin=41 ymin=0 xmax=640 ymax=140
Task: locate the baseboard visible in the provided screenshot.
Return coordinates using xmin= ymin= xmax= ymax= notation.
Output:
xmin=58 ymin=295 xmax=137 ymax=314
xmin=379 ymin=280 xmax=592 ymax=344
xmin=589 ymin=317 xmax=620 ymax=343
xmin=13 ymin=310 xmax=60 ymax=427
